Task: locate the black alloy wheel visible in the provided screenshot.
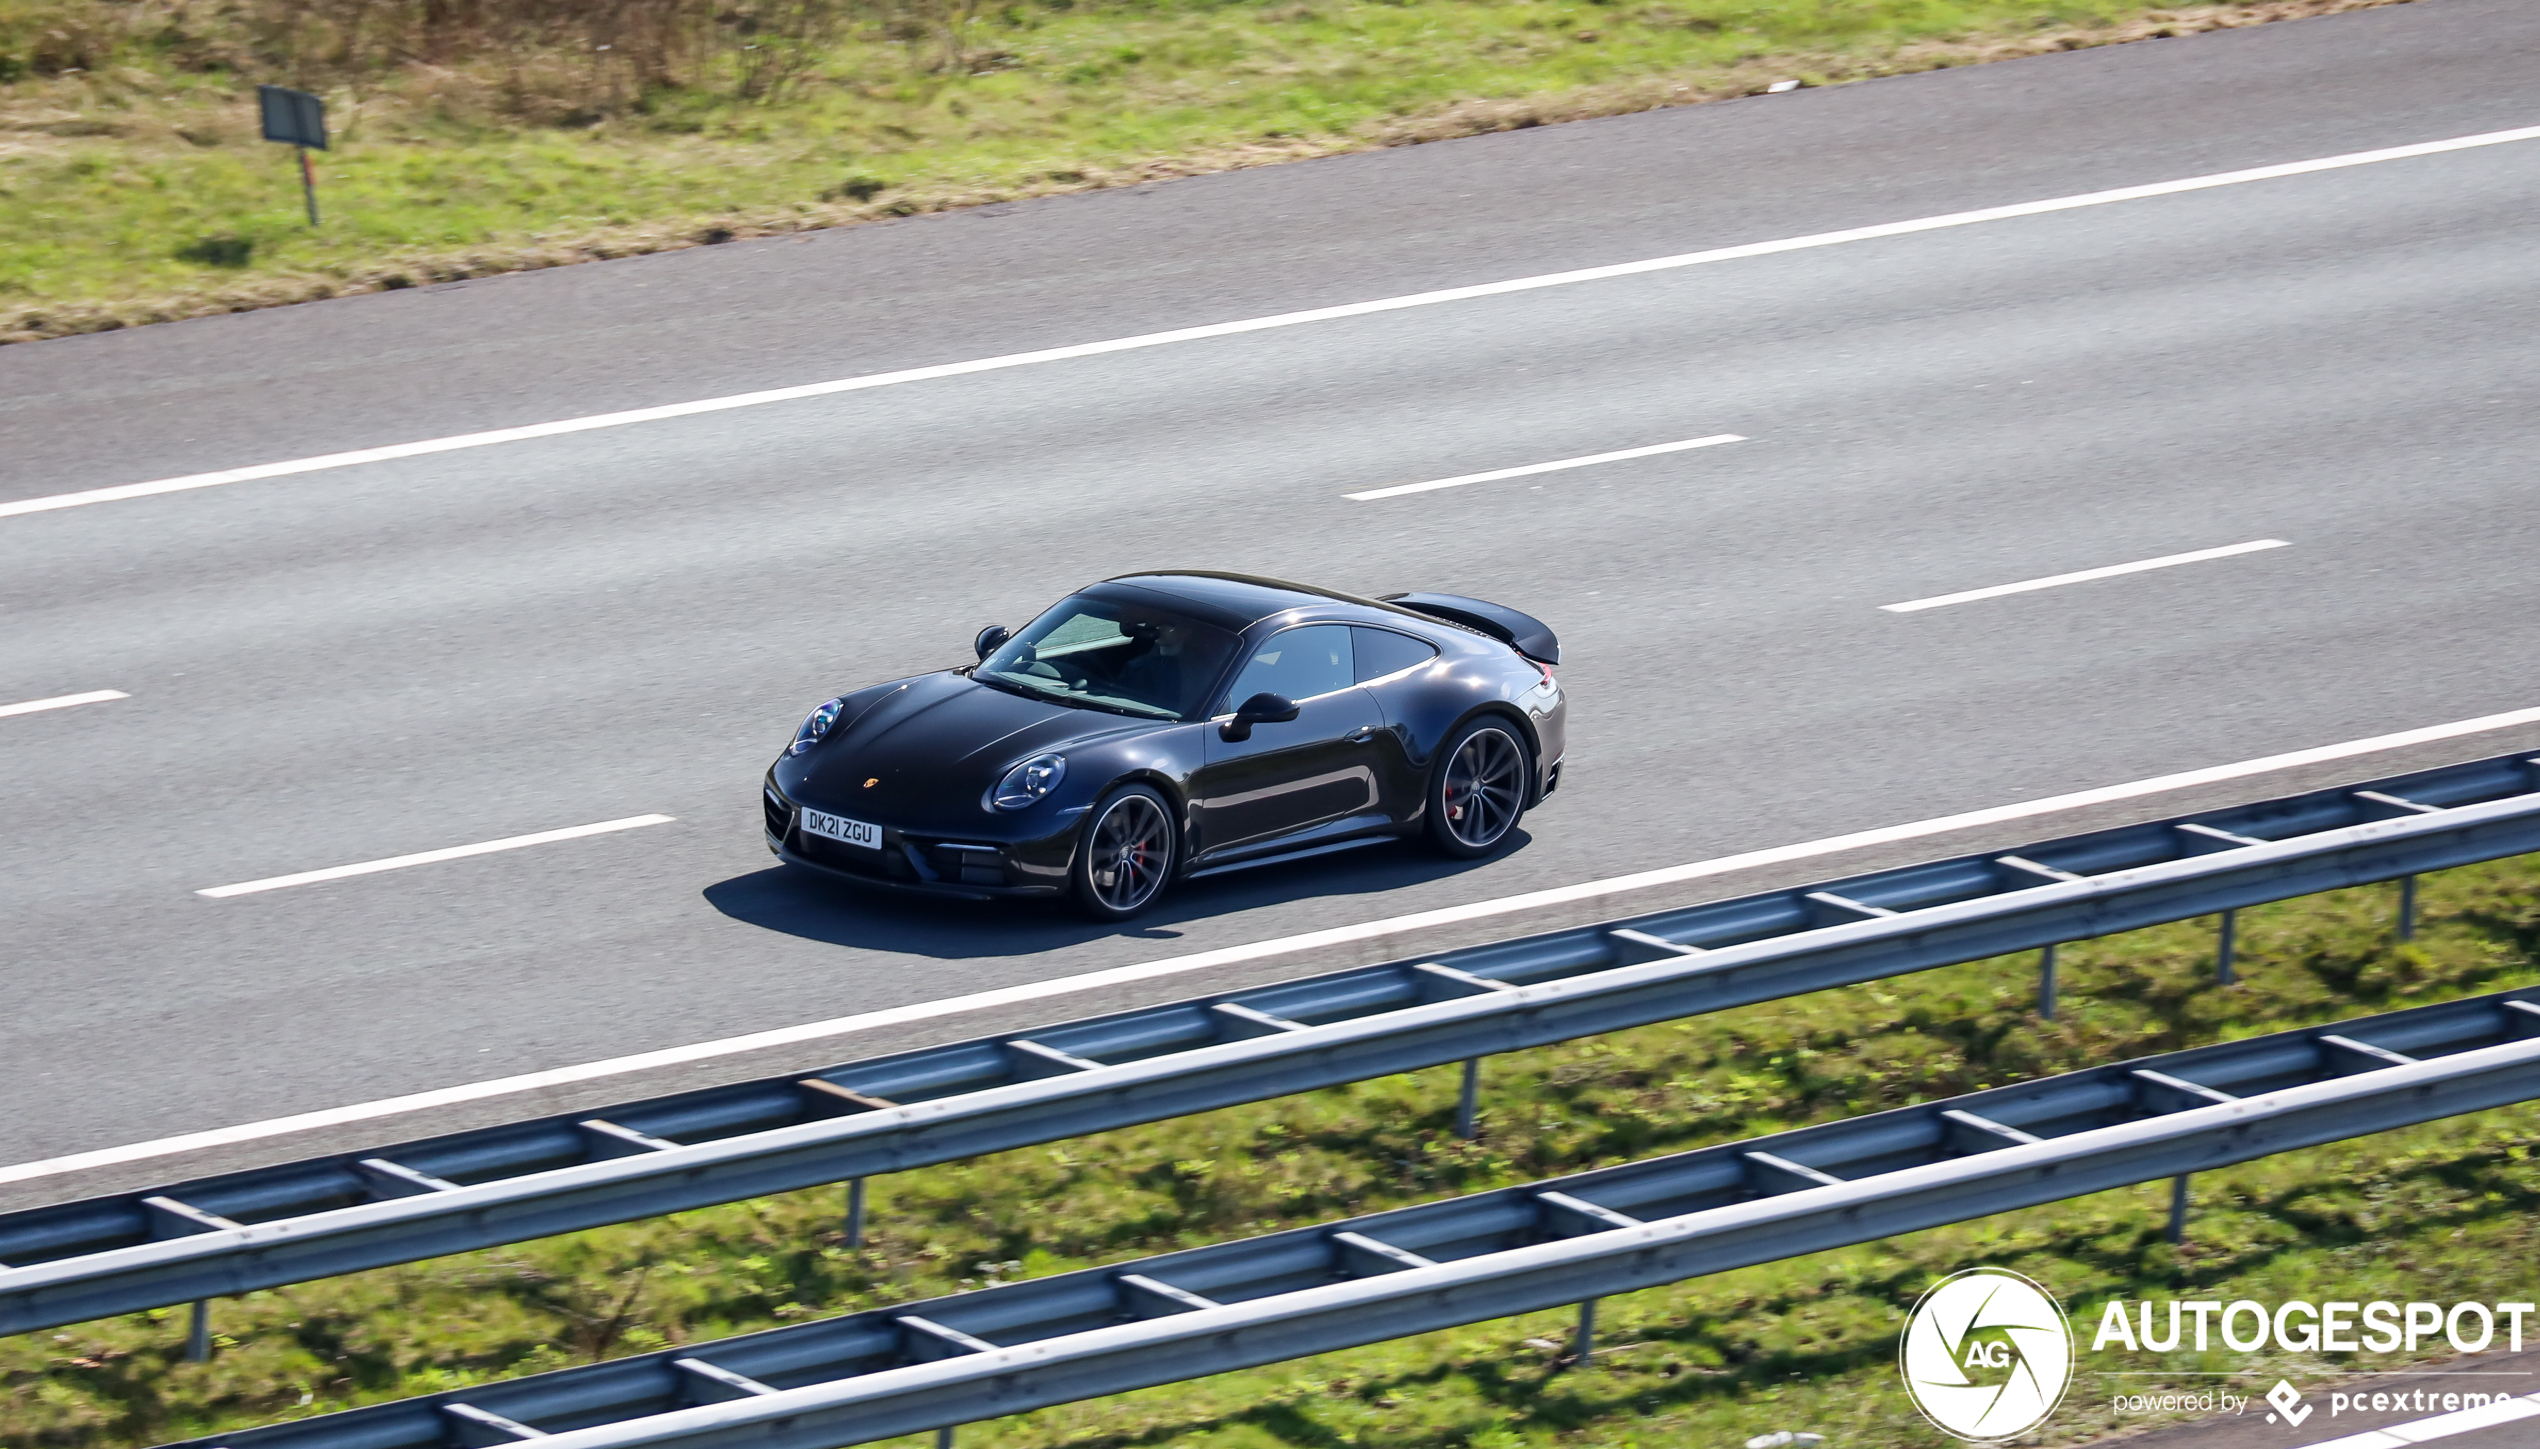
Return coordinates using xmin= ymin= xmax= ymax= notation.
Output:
xmin=1073 ymin=784 xmax=1177 ymax=920
xmin=1427 ymin=718 xmax=1529 ymax=857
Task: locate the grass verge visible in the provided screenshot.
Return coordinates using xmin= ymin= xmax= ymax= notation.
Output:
xmin=4 ymin=852 xmax=2536 ymax=1447
xmin=1 ymin=0 xmax=2408 ymax=345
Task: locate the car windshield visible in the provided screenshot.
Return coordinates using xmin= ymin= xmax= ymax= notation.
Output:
xmin=977 ymin=594 xmax=1240 ymax=720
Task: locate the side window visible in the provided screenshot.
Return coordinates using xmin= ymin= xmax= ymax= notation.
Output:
xmin=1352 ymin=627 xmax=1437 ymax=683
xmin=1223 ymin=625 xmax=1355 ymax=708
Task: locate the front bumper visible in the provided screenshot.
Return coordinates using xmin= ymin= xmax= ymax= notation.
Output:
xmin=763 ymin=776 xmax=1073 ymax=900
xmin=770 ymin=839 xmax=1065 ymax=900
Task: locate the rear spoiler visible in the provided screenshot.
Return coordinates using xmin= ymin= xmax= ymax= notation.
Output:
xmin=1381 ymin=592 xmax=1560 ymax=666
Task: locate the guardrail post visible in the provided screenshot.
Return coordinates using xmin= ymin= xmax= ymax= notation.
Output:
xmin=846 ymin=1178 xmax=867 ymax=1249
xmin=2215 ymin=911 xmax=2238 ymax=985
xmin=936 ymin=1427 xmax=954 ymax=1449
xmin=1456 ymin=1058 xmax=1481 ymax=1139
xmin=2036 ymin=944 xmax=2059 ymax=1021
xmin=2166 ymin=1175 xmax=2191 ymax=1244
xmin=1573 ymin=1298 xmax=1597 ymax=1364
xmin=186 ymin=1299 xmax=211 ymax=1362
xmin=2398 ymin=876 xmax=2418 ymax=940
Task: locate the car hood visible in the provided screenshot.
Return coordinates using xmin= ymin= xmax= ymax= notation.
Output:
xmin=789 ymin=671 xmax=1150 ymax=821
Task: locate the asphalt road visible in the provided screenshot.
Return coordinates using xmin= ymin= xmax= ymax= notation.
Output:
xmin=3 ymin=0 xmax=2538 ymax=1202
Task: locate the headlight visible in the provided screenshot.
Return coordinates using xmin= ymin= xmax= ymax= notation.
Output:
xmin=990 ymin=753 xmax=1066 ymax=810
xmin=787 ymin=698 xmax=844 ymax=757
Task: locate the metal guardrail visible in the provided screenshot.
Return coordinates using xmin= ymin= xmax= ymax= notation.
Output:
xmin=184 ymin=986 xmax=2540 ymax=1449
xmin=6 ymin=750 xmax=2538 ymax=1336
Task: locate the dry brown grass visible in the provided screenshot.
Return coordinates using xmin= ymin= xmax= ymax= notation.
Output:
xmin=1371 ymin=0 xmax=2409 ymax=142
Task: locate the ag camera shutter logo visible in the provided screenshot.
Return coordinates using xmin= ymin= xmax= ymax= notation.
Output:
xmin=1900 ymin=1267 xmax=2075 ymax=1441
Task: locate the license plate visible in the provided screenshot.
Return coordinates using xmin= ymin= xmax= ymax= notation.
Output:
xmin=801 ymin=808 xmax=882 ymax=851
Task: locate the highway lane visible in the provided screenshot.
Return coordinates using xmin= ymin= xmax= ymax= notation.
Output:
xmin=4 ymin=0 xmax=2537 ymax=503
xmin=4 ymin=0 xmax=2540 ymax=1198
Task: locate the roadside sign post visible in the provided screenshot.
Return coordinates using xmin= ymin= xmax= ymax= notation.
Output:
xmin=255 ymin=84 xmax=328 ymax=225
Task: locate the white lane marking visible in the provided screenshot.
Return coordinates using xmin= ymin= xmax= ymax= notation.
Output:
xmin=0 ymin=689 xmax=128 ymax=718
xmin=196 ymin=814 xmax=676 ymax=898
xmin=10 ymin=703 xmax=2540 ymax=1186
xmin=1346 ymin=434 xmax=1746 ymax=501
xmin=2292 ymin=1390 xmax=2540 ymax=1448
xmin=1881 ymin=539 xmax=2292 ymax=612
xmin=7 ymin=124 xmax=2539 ymax=523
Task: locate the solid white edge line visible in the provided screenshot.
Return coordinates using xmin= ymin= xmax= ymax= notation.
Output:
xmin=1881 ymin=539 xmax=2292 ymax=612
xmin=2292 ymin=1390 xmax=2540 ymax=1448
xmin=1345 ymin=434 xmax=1747 ymax=500
xmin=10 ymin=702 xmax=2540 ymax=1187
xmin=0 ymin=689 xmax=129 ymax=718
xmin=7 ymin=123 xmax=2539 ymax=522
xmin=195 ymin=814 xmax=676 ymax=898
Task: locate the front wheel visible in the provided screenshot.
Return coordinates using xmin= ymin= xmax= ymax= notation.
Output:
xmin=1072 ymin=784 xmax=1178 ymax=920
xmin=1425 ymin=717 xmax=1530 ymax=858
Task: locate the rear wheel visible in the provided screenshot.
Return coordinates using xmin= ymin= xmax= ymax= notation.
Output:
xmin=1426 ymin=717 xmax=1530 ymax=858
xmin=1072 ymin=784 xmax=1177 ymax=920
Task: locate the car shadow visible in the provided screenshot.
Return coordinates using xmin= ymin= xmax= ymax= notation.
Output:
xmin=700 ymin=830 xmax=1531 ymax=960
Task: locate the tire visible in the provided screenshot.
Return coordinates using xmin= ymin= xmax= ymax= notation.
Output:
xmin=1071 ymin=784 xmax=1179 ymax=920
xmin=1425 ymin=716 xmax=1531 ymax=858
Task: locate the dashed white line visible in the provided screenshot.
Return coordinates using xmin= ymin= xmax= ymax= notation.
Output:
xmin=197 ymin=814 xmax=676 ymax=898
xmin=1346 ymin=434 xmax=1746 ymax=501
xmin=1881 ymin=539 xmax=2291 ymax=613
xmin=0 ymin=689 xmax=129 ymax=718
xmin=13 ymin=701 xmax=2538 ymax=1186
xmin=6 ymin=124 xmax=2538 ymax=523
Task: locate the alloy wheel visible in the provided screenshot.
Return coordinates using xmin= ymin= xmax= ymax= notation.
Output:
xmin=1442 ymin=726 xmax=1525 ymax=849
xmin=1088 ymin=791 xmax=1172 ymax=912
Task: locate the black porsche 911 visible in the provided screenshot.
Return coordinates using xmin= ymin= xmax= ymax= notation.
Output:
xmin=763 ymin=571 xmax=1567 ymax=919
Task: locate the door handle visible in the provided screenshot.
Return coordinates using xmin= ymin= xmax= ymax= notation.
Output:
xmin=1346 ymin=725 xmax=1379 ymax=743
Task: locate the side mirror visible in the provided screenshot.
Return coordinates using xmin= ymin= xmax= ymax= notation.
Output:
xmin=1218 ymin=691 xmax=1300 ymax=743
xmin=974 ymin=625 xmax=1010 ymax=662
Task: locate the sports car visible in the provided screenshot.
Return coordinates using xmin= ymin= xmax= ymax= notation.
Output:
xmin=763 ymin=571 xmax=1566 ymax=919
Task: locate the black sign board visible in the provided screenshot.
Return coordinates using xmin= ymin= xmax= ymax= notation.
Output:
xmin=257 ymin=85 xmax=328 ymax=151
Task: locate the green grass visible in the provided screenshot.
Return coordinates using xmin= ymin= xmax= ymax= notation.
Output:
xmin=0 ymin=0 xmax=2388 ymax=340
xmin=5 ymin=853 xmax=2536 ymax=1447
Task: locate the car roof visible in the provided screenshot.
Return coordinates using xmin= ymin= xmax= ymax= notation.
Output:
xmin=1100 ymin=571 xmax=1369 ymax=631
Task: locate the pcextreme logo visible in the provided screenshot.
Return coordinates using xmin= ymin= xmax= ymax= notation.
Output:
xmin=1899 ymin=1267 xmax=2076 ymax=1442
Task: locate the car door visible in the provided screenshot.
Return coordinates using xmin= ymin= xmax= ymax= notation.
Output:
xmin=1193 ymin=624 xmax=1385 ymax=857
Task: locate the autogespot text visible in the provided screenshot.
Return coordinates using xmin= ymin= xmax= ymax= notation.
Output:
xmin=2091 ymin=1297 xmax=2536 ymax=1356
xmin=2094 ymin=1296 xmax=2534 ymax=1424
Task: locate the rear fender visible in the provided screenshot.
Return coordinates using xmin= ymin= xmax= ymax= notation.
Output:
xmin=1452 ymin=703 xmax=1545 ymax=807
